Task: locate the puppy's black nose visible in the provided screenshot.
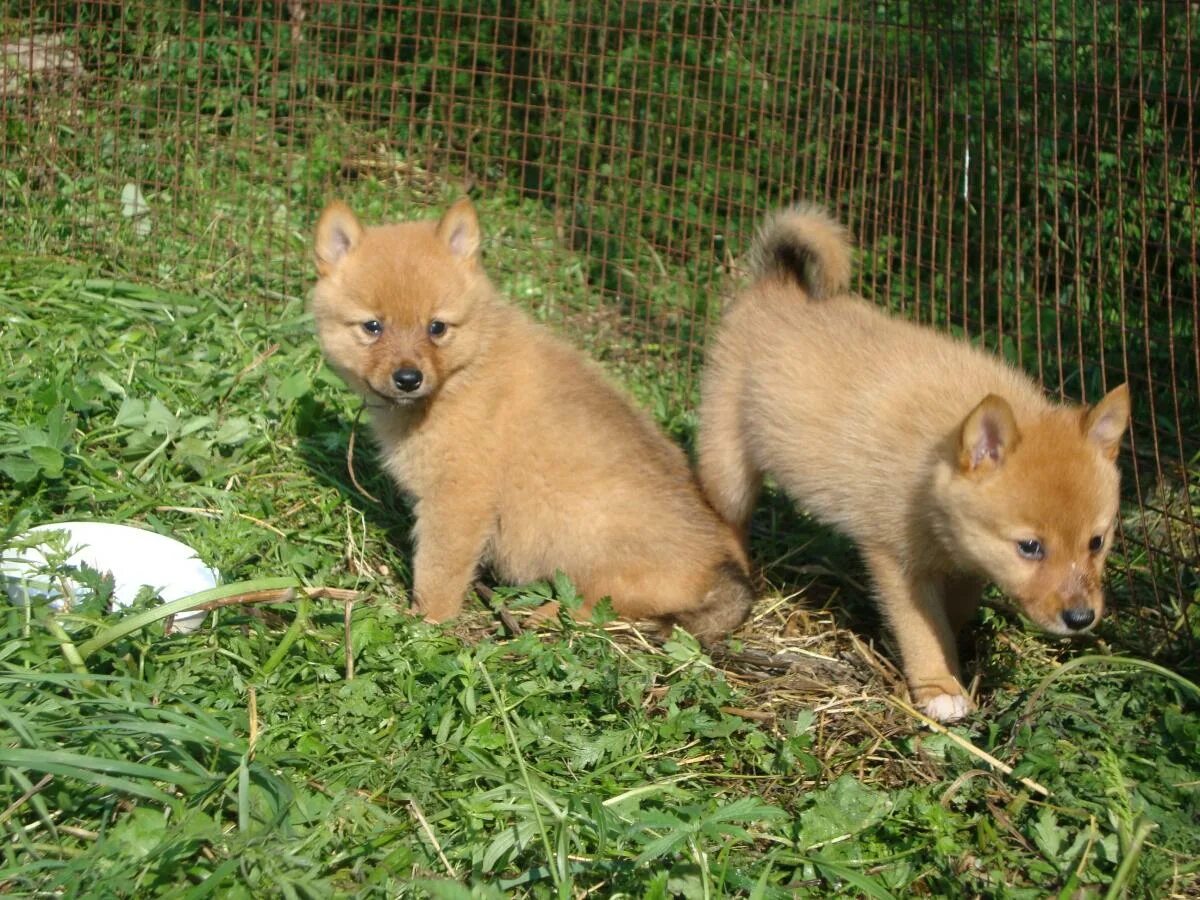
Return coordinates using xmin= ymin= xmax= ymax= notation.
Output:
xmin=392 ymin=368 xmax=424 ymax=392
xmin=1061 ymin=607 xmax=1095 ymax=631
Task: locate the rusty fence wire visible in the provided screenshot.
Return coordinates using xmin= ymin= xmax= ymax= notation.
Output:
xmin=1 ymin=1 xmax=1196 ymax=648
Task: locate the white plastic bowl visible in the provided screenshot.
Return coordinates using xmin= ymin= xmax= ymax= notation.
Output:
xmin=1 ymin=521 xmax=218 ymax=633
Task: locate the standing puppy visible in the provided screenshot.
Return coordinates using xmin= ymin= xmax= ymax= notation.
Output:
xmin=311 ymin=198 xmax=753 ymax=642
xmin=697 ymin=205 xmax=1129 ymax=720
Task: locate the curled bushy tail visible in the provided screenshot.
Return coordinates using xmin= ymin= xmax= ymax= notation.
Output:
xmin=748 ymin=204 xmax=853 ymax=300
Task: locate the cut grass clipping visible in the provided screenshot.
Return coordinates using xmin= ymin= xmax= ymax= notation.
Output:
xmin=2 ymin=243 xmax=1198 ymax=897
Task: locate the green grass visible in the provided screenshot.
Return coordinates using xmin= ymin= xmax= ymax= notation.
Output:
xmin=2 ymin=186 xmax=1199 ymax=896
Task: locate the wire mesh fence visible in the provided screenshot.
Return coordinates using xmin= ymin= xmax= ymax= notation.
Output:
xmin=2 ymin=1 xmax=1196 ymax=648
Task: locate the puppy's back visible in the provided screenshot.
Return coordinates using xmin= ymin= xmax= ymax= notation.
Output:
xmin=497 ymin=321 xmax=726 ymax=530
xmin=703 ymin=203 xmax=1048 ymax=545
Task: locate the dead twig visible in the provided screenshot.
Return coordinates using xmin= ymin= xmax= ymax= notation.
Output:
xmin=720 ymin=705 xmax=775 ymax=723
xmin=347 ymin=403 xmax=381 ymax=503
xmin=196 ymin=585 xmax=362 ymax=612
xmin=344 ymin=595 xmax=356 ymax=680
xmin=887 ymin=696 xmax=1051 ymax=798
xmin=409 ymin=798 xmax=458 ymax=878
xmin=0 ymin=774 xmax=53 ymax=828
xmin=474 ymin=582 xmax=524 ymax=636
xmin=248 ymin=685 xmax=258 ymax=755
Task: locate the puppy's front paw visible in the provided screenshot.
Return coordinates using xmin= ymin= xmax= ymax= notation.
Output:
xmin=523 ymin=601 xmax=562 ymax=626
xmin=922 ymin=692 xmax=973 ymax=723
xmin=414 ymin=593 xmax=464 ymax=623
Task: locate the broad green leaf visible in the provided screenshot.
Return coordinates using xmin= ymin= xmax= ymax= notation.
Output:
xmin=795 ymin=775 xmax=891 ymax=850
xmin=27 ymin=445 xmax=64 ymax=477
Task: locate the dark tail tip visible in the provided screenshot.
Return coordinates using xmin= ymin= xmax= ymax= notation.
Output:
xmin=748 ymin=204 xmax=853 ymax=300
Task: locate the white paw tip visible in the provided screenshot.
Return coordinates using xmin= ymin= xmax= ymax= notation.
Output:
xmin=923 ymin=693 xmax=971 ymax=722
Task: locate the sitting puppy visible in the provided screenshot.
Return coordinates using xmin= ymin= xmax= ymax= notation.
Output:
xmin=697 ymin=204 xmax=1129 ymax=720
xmin=311 ymin=198 xmax=754 ymax=642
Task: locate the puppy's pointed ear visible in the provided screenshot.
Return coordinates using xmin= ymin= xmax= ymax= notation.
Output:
xmin=1083 ymin=383 xmax=1130 ymax=460
xmin=959 ymin=394 xmax=1020 ymax=473
xmin=435 ymin=198 xmax=481 ymax=261
xmin=315 ymin=201 xmax=363 ymax=276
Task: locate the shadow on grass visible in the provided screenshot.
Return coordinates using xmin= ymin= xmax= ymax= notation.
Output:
xmin=735 ymin=485 xmax=1163 ymax=700
xmin=747 ymin=486 xmax=873 ymax=624
xmin=292 ymin=391 xmax=415 ymax=556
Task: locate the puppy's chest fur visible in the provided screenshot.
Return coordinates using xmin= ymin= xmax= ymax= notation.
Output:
xmin=369 ymin=365 xmax=504 ymax=501
xmin=362 ymin=322 xmax=626 ymax=581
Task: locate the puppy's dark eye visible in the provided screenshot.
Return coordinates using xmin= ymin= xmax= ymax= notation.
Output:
xmin=428 ymin=319 xmax=447 ymax=337
xmin=1088 ymin=534 xmax=1104 ymax=553
xmin=1016 ymin=539 xmax=1045 ymax=561
xmin=362 ymin=320 xmax=383 ymax=336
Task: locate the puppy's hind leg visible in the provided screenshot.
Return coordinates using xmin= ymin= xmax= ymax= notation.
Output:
xmin=696 ymin=370 xmax=762 ymax=543
xmin=669 ymin=560 xmax=755 ymax=645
